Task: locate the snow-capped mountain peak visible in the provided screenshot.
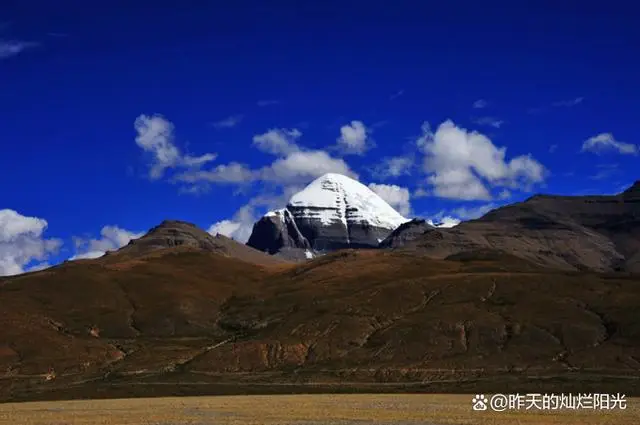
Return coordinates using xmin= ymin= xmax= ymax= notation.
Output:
xmin=247 ymin=173 xmax=411 ymax=258
xmin=287 ymin=173 xmax=409 ymax=229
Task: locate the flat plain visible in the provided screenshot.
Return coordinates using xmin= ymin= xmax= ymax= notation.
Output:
xmin=1 ymin=394 xmax=638 ymax=425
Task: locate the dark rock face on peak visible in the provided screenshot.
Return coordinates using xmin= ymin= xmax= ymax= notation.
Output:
xmin=113 ymin=220 xmax=288 ymax=265
xmin=383 ymin=182 xmax=640 ymax=273
xmin=247 ymin=209 xmax=311 ymax=255
xmin=246 ymin=173 xmax=409 ymax=259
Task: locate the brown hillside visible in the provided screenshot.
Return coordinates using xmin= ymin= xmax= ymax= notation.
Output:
xmin=382 ymin=181 xmax=640 ymax=273
xmin=1 ymin=247 xmax=640 ymax=401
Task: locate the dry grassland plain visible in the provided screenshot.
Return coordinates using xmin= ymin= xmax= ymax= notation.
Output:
xmin=0 ymin=394 xmax=638 ymax=425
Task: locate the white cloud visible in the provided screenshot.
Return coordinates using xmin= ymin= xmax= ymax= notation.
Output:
xmin=207 ymin=204 xmax=259 ymax=244
xmin=168 ymin=124 xmax=356 ymax=201
xmin=175 ymin=162 xmax=256 ymax=185
xmin=371 ymin=155 xmax=414 ymax=179
xmin=336 ymin=120 xmax=372 ymax=155
xmin=472 ymin=116 xmax=505 ymax=128
xmin=260 ymin=150 xmax=357 ymax=184
xmin=253 ymin=128 xmax=301 ymax=156
xmin=134 ymin=114 xmax=217 ymax=179
xmin=207 ymin=184 xmax=309 ymax=244
xmin=425 ymin=202 xmax=497 ymax=229
xmin=473 ymin=99 xmax=488 ymax=109
xmin=0 ymin=209 xmax=62 ymax=276
xmin=212 ymin=115 xmax=243 ymax=129
xmin=427 ymin=217 xmax=461 ymax=228
xmin=71 ymin=226 xmax=144 ymax=260
xmin=368 ymin=183 xmax=412 ymax=216
xmin=418 ymin=120 xmax=546 ymax=200
xmin=581 ymin=133 xmax=638 ymax=155
xmin=0 ymin=40 xmax=39 ymax=60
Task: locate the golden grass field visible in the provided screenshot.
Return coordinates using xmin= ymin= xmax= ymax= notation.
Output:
xmin=0 ymin=394 xmax=638 ymax=425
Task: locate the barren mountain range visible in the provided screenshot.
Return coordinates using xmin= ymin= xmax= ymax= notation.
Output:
xmin=1 ymin=179 xmax=639 ymax=402
xmin=382 ymin=180 xmax=640 ymax=273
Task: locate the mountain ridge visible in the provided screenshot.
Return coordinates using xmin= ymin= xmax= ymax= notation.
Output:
xmin=382 ymin=180 xmax=640 ymax=273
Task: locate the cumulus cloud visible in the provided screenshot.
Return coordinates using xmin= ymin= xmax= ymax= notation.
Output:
xmin=207 ymin=186 xmax=303 ymax=243
xmin=134 ymin=114 xmax=217 ymax=179
xmin=0 ymin=209 xmax=62 ymax=276
xmin=368 ymin=183 xmax=412 ymax=216
xmin=418 ymin=120 xmax=547 ymax=200
xmin=211 ymin=115 xmax=243 ymax=129
xmin=0 ymin=40 xmax=39 ymax=60
xmin=253 ymin=128 xmax=301 ymax=156
xmin=581 ymin=133 xmax=638 ymax=155
xmin=336 ymin=120 xmax=372 ymax=155
xmin=71 ymin=226 xmax=144 ymax=260
xmin=208 ymin=204 xmax=256 ymax=243
xmin=260 ymin=150 xmax=357 ymax=184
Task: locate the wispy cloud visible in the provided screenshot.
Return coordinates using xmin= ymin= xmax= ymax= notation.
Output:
xmin=370 ymin=155 xmax=415 ymax=179
xmin=472 ymin=116 xmax=505 ymax=128
xmin=0 ymin=40 xmax=39 ymax=60
xmin=257 ymin=100 xmax=280 ymax=107
xmin=46 ymin=32 xmax=69 ymax=38
xmin=552 ymin=97 xmax=584 ymax=107
xmin=211 ymin=114 xmax=243 ymax=129
xmin=389 ymin=89 xmax=404 ymax=100
xmin=528 ymin=97 xmax=584 ymax=114
xmin=589 ymin=163 xmax=619 ymax=181
xmin=472 ymin=99 xmax=488 ymax=109
xmin=548 ymin=144 xmax=558 ymax=153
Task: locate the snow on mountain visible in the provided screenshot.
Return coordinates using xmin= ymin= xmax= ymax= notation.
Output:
xmin=287 ymin=173 xmax=409 ymax=229
xmin=247 ymin=173 xmax=411 ymax=259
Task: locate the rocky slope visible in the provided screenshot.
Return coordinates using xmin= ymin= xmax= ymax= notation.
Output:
xmin=382 ymin=181 xmax=640 ymax=273
xmin=104 ymin=220 xmax=288 ymax=266
xmin=247 ymin=173 xmax=409 ymax=259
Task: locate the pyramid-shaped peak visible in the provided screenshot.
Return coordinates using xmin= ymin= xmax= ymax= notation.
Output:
xmin=287 ymin=173 xmax=409 ymax=230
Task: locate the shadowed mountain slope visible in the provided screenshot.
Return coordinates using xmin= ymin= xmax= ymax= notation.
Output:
xmin=381 ymin=181 xmax=640 ymax=273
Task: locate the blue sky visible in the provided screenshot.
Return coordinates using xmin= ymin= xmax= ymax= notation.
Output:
xmin=1 ymin=1 xmax=638 ymax=275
